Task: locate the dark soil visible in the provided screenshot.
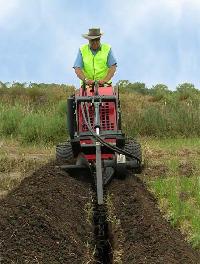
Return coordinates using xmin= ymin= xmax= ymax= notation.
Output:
xmin=1 ymin=161 xmax=200 ymax=264
xmin=109 ymin=176 xmax=200 ymax=264
xmin=0 ymin=161 xmax=93 ymax=264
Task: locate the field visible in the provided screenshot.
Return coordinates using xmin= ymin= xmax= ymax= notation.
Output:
xmin=0 ymin=83 xmax=200 ymax=263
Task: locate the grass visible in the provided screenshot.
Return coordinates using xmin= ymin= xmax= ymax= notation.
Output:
xmin=19 ymin=112 xmax=66 ymax=144
xmin=0 ymin=102 xmax=68 ymax=144
xmin=0 ymin=139 xmax=54 ymax=197
xmin=144 ymin=137 xmax=200 ymax=150
xmin=106 ymin=193 xmax=124 ymax=264
xmin=120 ymin=93 xmax=200 ymax=137
xmin=149 ymin=176 xmax=200 ymax=247
xmin=0 ymin=86 xmax=200 ymax=144
xmin=0 ymin=137 xmax=200 ymax=250
xmin=1 ymin=85 xmax=200 ymax=249
xmin=0 ymin=104 xmax=24 ymax=136
xmin=143 ymin=138 xmax=200 ymax=248
xmin=83 ymin=190 xmax=96 ymax=264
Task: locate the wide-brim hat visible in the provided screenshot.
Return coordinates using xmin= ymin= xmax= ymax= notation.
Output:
xmin=82 ymin=28 xmax=103 ymax=40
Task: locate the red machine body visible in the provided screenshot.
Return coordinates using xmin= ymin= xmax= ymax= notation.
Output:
xmin=57 ymin=82 xmax=142 ymax=205
xmin=76 ymin=85 xmax=120 ymax=162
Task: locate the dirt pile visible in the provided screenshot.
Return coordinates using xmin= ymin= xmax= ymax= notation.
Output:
xmin=109 ymin=176 xmax=200 ymax=264
xmin=0 ymin=162 xmax=93 ymax=264
xmin=1 ymin=161 xmax=200 ymax=264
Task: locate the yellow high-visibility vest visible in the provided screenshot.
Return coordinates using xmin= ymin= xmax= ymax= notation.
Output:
xmin=80 ymin=43 xmax=111 ymax=82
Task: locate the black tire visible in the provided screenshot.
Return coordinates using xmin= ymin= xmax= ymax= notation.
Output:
xmin=124 ymin=139 xmax=142 ymax=173
xmin=125 ymin=139 xmax=142 ymax=161
xmin=56 ymin=141 xmax=73 ymax=162
xmin=115 ymin=139 xmax=142 ymax=178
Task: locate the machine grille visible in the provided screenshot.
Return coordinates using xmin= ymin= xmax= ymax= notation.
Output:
xmin=100 ymin=103 xmax=114 ymax=130
xmin=82 ymin=103 xmax=115 ymax=131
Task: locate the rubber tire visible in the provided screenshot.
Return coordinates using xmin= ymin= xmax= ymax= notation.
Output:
xmin=116 ymin=139 xmax=142 ymax=179
xmin=56 ymin=141 xmax=73 ymax=162
xmin=124 ymin=139 xmax=142 ymax=173
xmin=125 ymin=139 xmax=142 ymax=161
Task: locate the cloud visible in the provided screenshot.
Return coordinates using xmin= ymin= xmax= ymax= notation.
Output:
xmin=102 ymin=0 xmax=200 ymax=88
xmin=1 ymin=0 xmax=200 ymax=88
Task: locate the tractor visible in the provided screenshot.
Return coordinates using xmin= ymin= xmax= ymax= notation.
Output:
xmin=56 ymin=81 xmax=142 ymax=204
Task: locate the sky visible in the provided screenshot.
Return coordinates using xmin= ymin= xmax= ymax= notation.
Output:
xmin=0 ymin=0 xmax=200 ymax=90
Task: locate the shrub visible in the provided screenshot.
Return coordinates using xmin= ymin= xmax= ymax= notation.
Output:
xmin=176 ymin=83 xmax=200 ymax=100
xmin=139 ymin=106 xmax=169 ymax=136
xmin=0 ymin=106 xmax=24 ymax=136
xmin=19 ymin=113 xmax=67 ymax=144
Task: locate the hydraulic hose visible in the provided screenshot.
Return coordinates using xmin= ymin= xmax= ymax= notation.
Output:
xmin=80 ymin=102 xmax=141 ymax=164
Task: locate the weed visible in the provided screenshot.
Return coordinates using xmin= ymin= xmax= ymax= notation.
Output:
xmin=106 ymin=193 xmax=125 ymax=263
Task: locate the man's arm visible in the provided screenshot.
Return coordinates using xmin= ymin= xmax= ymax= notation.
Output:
xmin=73 ymin=49 xmax=85 ymax=81
xmin=102 ymin=64 xmax=117 ymax=82
xmin=100 ymin=64 xmax=117 ymax=83
xmin=73 ymin=50 xmax=94 ymax=84
xmin=74 ymin=67 xmax=94 ymax=85
xmin=99 ymin=48 xmax=117 ymax=84
xmin=74 ymin=67 xmax=85 ymax=82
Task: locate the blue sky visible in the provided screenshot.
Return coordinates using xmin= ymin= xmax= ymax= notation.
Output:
xmin=0 ymin=0 xmax=200 ymax=89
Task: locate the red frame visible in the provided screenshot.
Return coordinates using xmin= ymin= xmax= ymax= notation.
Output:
xmin=76 ymin=85 xmax=117 ymax=162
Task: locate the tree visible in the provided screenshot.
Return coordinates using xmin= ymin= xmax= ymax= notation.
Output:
xmin=176 ymin=83 xmax=199 ymax=100
xmin=116 ymin=80 xmax=149 ymax=94
xmin=150 ymin=84 xmax=169 ymax=101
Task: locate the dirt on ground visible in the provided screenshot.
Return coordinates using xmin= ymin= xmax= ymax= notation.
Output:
xmin=109 ymin=176 xmax=200 ymax=264
xmin=0 ymin=162 xmax=200 ymax=264
xmin=0 ymin=161 xmax=93 ymax=264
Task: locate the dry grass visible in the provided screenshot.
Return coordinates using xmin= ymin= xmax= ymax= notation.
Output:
xmin=106 ymin=193 xmax=125 ymax=264
xmin=0 ymin=139 xmax=54 ymax=198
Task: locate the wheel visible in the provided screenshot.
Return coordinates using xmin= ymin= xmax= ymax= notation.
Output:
xmin=125 ymin=139 xmax=142 ymax=173
xmin=56 ymin=141 xmax=73 ymax=162
xmin=124 ymin=139 xmax=142 ymax=161
xmin=115 ymin=139 xmax=142 ymax=178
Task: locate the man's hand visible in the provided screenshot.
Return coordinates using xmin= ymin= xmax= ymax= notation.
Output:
xmin=85 ymin=79 xmax=95 ymax=85
xmin=98 ymin=80 xmax=106 ymax=85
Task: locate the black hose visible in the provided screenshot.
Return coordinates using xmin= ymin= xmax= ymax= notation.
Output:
xmin=80 ymin=103 xmax=141 ymax=164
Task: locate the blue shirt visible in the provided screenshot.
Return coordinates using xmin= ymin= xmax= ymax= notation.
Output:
xmin=73 ymin=44 xmax=117 ymax=69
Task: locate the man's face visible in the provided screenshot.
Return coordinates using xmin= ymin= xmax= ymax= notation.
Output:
xmin=89 ymin=38 xmax=101 ymax=50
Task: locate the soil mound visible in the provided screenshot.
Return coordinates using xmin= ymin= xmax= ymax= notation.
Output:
xmin=1 ymin=161 xmax=200 ymax=264
xmin=0 ymin=162 xmax=92 ymax=264
xmin=109 ymin=176 xmax=200 ymax=264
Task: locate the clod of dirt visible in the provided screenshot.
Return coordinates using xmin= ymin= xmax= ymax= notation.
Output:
xmin=108 ymin=176 xmax=200 ymax=264
xmin=179 ymin=191 xmax=191 ymax=202
xmin=142 ymin=163 xmax=168 ymax=178
xmin=0 ymin=162 xmax=93 ymax=264
xmin=178 ymin=161 xmax=195 ymax=177
xmin=177 ymin=149 xmax=195 ymax=157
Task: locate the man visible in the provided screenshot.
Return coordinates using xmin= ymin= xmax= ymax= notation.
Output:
xmin=73 ymin=28 xmax=117 ymax=85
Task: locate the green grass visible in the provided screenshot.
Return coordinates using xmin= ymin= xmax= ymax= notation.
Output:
xmin=149 ymin=176 xmax=200 ymax=247
xmin=0 ymin=102 xmax=68 ymax=144
xmin=1 ymin=85 xmax=200 ymax=247
xmin=144 ymin=138 xmax=200 ymax=248
xmin=0 ymin=86 xmax=200 ymax=143
xmin=142 ymin=137 xmax=200 ymax=151
xmin=19 ymin=112 xmax=66 ymax=144
xmin=0 ymin=104 xmax=24 ymax=136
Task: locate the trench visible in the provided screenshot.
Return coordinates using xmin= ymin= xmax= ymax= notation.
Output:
xmin=93 ymin=198 xmax=113 ymax=263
